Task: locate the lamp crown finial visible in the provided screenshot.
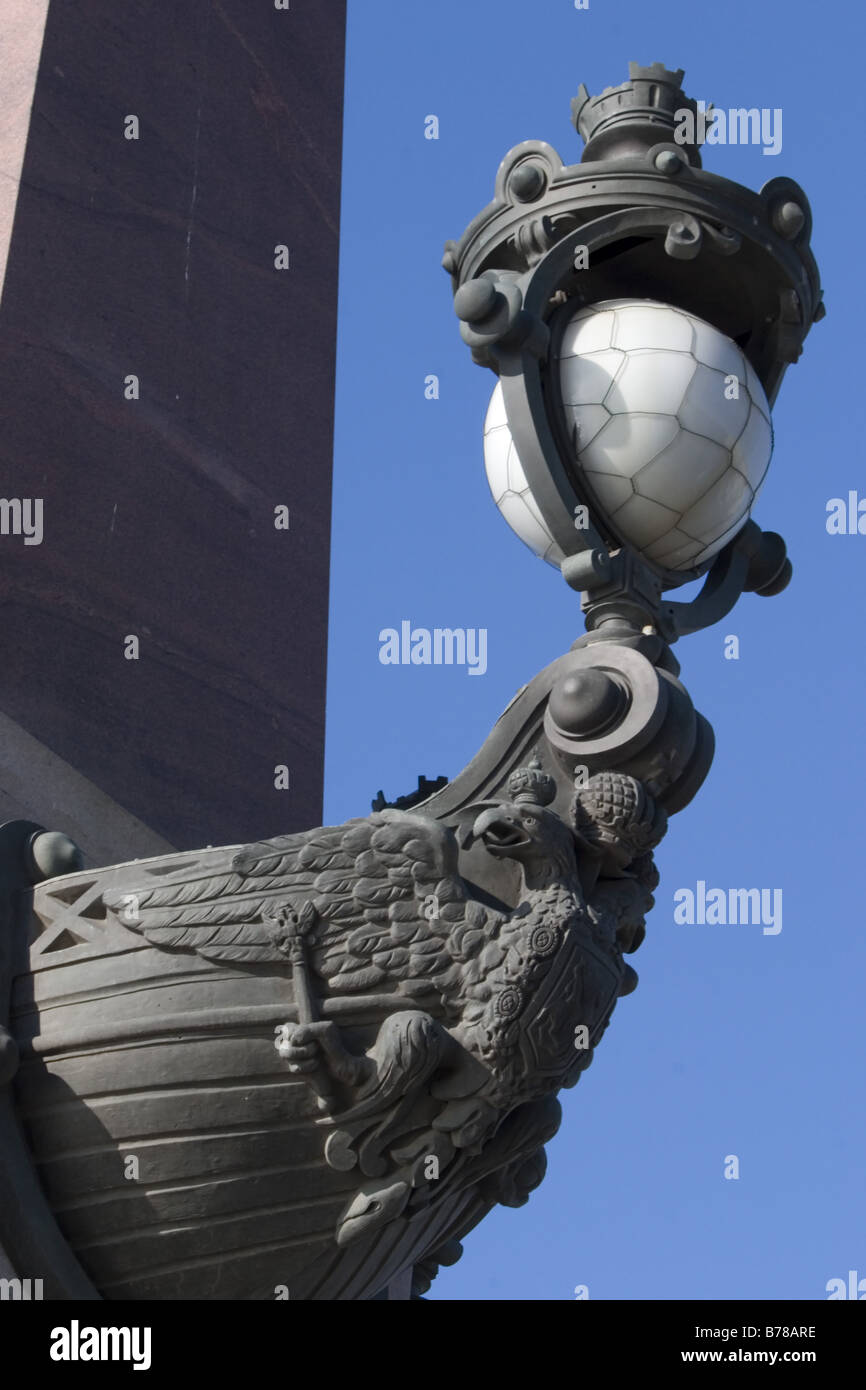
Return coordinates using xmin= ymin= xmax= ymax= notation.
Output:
xmin=572 ymin=62 xmax=705 ymax=166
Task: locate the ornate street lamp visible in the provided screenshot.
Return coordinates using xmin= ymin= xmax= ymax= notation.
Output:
xmin=445 ymin=61 xmax=820 ymax=650
xmin=0 ymin=63 xmax=822 ymax=1302
xmin=435 ymin=60 xmax=822 ymax=850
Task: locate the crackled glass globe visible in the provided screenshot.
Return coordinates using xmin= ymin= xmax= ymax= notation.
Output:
xmin=483 ymin=297 xmax=773 ymax=572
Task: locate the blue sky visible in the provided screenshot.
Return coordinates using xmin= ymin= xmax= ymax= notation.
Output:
xmin=325 ymin=0 xmax=865 ymax=1299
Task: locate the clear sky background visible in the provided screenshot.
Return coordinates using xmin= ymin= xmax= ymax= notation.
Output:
xmin=325 ymin=0 xmax=865 ymax=1300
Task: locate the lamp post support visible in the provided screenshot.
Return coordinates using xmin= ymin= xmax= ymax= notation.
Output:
xmin=0 ymin=61 xmax=822 ymax=1302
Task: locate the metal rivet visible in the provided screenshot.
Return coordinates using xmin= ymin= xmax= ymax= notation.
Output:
xmin=454 ymin=278 xmax=498 ymax=323
xmin=28 ymin=831 xmax=84 ymax=880
xmin=654 ymin=149 xmax=684 ymax=175
xmin=772 ymin=200 xmax=805 ymax=239
xmin=510 ymin=162 xmax=546 ymax=202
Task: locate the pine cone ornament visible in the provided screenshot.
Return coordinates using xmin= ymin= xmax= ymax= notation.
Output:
xmin=573 ymin=772 xmax=667 ymax=872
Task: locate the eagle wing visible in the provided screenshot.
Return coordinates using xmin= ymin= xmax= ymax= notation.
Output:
xmin=102 ymin=810 xmax=481 ymax=997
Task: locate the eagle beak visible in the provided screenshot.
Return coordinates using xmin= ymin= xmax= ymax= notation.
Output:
xmin=471 ymin=806 xmax=530 ymax=857
xmin=455 ymin=801 xmax=498 ymax=849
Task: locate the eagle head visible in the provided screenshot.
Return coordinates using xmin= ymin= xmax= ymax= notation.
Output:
xmin=469 ymin=760 xmax=578 ymax=882
xmin=471 ymin=802 xmax=568 ymax=861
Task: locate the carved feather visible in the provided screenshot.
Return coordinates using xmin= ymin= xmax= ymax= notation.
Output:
xmin=102 ymin=810 xmax=475 ymax=987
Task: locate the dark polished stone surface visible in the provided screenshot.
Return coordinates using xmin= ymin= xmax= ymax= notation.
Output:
xmin=0 ymin=0 xmax=346 ymax=852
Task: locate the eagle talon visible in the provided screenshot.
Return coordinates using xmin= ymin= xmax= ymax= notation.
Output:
xmin=274 ymin=1020 xmax=371 ymax=1088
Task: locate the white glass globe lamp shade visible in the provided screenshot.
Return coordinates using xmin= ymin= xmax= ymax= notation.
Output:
xmin=482 ymin=298 xmax=773 ymax=573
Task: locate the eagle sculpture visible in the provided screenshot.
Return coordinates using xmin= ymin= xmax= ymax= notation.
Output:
xmin=102 ymin=760 xmax=666 ymax=1250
